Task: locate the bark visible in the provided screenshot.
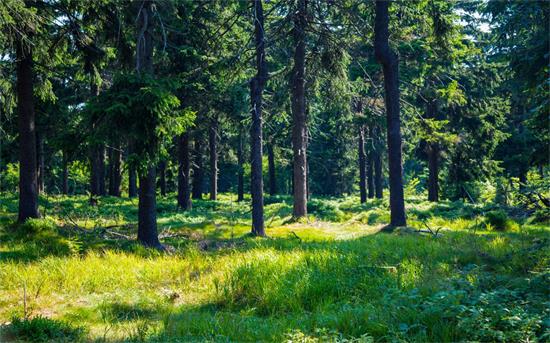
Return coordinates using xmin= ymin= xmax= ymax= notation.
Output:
xmin=128 ymin=166 xmax=138 ymax=197
xmin=250 ymin=0 xmax=267 ymax=236
xmin=425 ymin=100 xmax=439 ymax=202
xmin=237 ymin=128 xmax=245 ymax=202
xmin=374 ymin=0 xmax=406 ymax=226
xmin=136 ymin=0 xmax=161 ymax=248
xmin=291 ymin=0 xmax=308 ymax=218
xmin=16 ymin=36 xmax=40 ymax=221
xmin=358 ymin=125 xmax=367 ymax=203
xmin=62 ymin=151 xmax=69 ymax=195
xmin=209 ymin=118 xmax=218 ymax=201
xmin=36 ymin=131 xmax=45 ymax=194
xmin=192 ymin=134 xmax=205 ymax=200
xmin=108 ymin=145 xmax=122 ymax=197
xmin=137 ymin=166 xmax=161 ymax=248
xmin=374 ymin=139 xmax=383 ymax=199
xmin=427 ymin=144 xmax=439 ymax=202
xmin=158 ymin=160 xmax=166 ymax=196
xmin=367 ymin=128 xmax=375 ymax=199
xmin=268 ymin=142 xmax=277 ymax=195
xmin=177 ymin=132 xmax=192 ymax=210
xmin=89 ymin=76 xmax=106 ymax=197
xmin=90 ymin=144 xmax=106 ymax=196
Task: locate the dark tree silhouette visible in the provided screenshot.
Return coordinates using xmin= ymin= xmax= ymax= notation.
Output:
xmin=374 ymin=0 xmax=406 ymax=226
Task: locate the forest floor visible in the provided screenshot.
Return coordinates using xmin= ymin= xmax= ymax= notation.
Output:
xmin=0 ymin=193 xmax=548 ymax=342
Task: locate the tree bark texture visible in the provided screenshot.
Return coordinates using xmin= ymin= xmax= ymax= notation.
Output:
xmin=16 ymin=36 xmax=40 ymax=221
xmin=177 ymin=132 xmax=192 ymax=210
xmin=374 ymin=0 xmax=406 ymax=226
xmin=291 ymin=0 xmax=308 ymax=219
xmin=250 ymin=0 xmax=267 ymax=236
xmin=209 ymin=118 xmax=218 ymax=201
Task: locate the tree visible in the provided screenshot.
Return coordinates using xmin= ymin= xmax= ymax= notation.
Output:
xmin=291 ymin=0 xmax=308 ymax=219
xmin=16 ymin=32 xmax=40 ymax=222
xmin=177 ymin=132 xmax=192 ymax=210
xmin=250 ymin=0 xmax=267 ymax=236
xmin=374 ymin=0 xmax=406 ymax=226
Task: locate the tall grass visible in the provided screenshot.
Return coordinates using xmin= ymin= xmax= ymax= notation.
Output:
xmin=0 ymin=193 xmax=548 ymax=342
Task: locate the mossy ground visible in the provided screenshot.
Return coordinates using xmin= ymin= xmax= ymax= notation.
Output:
xmin=0 ymin=193 xmax=548 ymax=342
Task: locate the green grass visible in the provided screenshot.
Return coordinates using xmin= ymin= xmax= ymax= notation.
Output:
xmin=0 ymin=192 xmax=548 ymax=342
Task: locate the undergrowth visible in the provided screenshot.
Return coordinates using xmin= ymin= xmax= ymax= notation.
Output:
xmin=0 ymin=193 xmax=548 ymax=342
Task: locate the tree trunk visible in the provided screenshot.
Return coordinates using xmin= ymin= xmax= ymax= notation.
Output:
xmin=90 ymin=144 xmax=105 ymax=196
xmin=136 ymin=0 xmax=161 ymax=248
xmin=374 ymin=146 xmax=383 ymax=199
xmin=89 ymin=77 xmax=106 ymax=197
xmin=250 ymin=0 xmax=267 ymax=236
xmin=177 ymin=132 xmax=192 ymax=210
xmin=36 ymin=131 xmax=45 ymax=194
xmin=237 ymin=128 xmax=245 ymax=202
xmin=268 ymin=142 xmax=277 ymax=196
xmin=427 ymin=144 xmax=439 ymax=202
xmin=16 ymin=37 xmax=40 ymax=221
xmin=291 ymin=0 xmax=308 ymax=219
xmin=192 ymin=134 xmax=204 ymax=200
xmin=62 ymin=151 xmax=69 ymax=195
xmin=108 ymin=145 xmax=122 ymax=197
xmin=128 ymin=166 xmax=138 ymax=197
xmin=158 ymin=160 xmax=166 ymax=196
xmin=367 ymin=128 xmax=375 ymax=199
xmin=137 ymin=166 xmax=161 ymax=248
xmin=209 ymin=118 xmax=218 ymax=201
xmin=358 ymin=125 xmax=367 ymax=203
xmin=374 ymin=0 xmax=406 ymax=226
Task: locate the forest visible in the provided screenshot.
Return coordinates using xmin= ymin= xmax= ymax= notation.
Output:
xmin=0 ymin=0 xmax=548 ymax=342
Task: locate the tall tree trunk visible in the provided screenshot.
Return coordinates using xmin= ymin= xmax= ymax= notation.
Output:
xmin=427 ymin=144 xmax=439 ymax=202
xmin=108 ymin=145 xmax=122 ymax=197
xmin=36 ymin=131 xmax=45 ymax=194
xmin=209 ymin=118 xmax=218 ymax=201
xmin=374 ymin=134 xmax=383 ymax=199
xmin=177 ymin=132 xmax=192 ymax=210
xmin=374 ymin=0 xmax=406 ymax=226
xmin=16 ymin=37 xmax=40 ymax=221
xmin=107 ymin=147 xmax=113 ymax=194
xmin=90 ymin=144 xmax=105 ymax=196
xmin=425 ymin=100 xmax=439 ymax=202
xmin=250 ymin=0 xmax=267 ymax=236
xmin=137 ymin=166 xmax=161 ymax=248
xmin=268 ymin=142 xmax=277 ymax=196
xmin=158 ymin=160 xmax=166 ymax=196
xmin=89 ymin=77 xmax=106 ymax=197
xmin=62 ymin=151 xmax=69 ymax=195
xmin=367 ymin=128 xmax=375 ymax=199
xmin=128 ymin=141 xmax=138 ymax=197
xmin=291 ymin=0 xmax=308 ymax=219
xmin=128 ymin=166 xmax=138 ymax=197
xmin=237 ymin=128 xmax=245 ymax=202
xmin=358 ymin=125 xmax=367 ymax=203
xmin=192 ymin=134 xmax=204 ymax=200
xmin=136 ymin=0 xmax=161 ymax=248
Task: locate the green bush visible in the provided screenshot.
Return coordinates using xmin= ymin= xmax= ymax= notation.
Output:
xmin=8 ymin=316 xmax=85 ymax=342
xmin=485 ymin=210 xmax=513 ymax=231
xmin=307 ymin=199 xmax=349 ymax=222
xmin=16 ymin=218 xmax=57 ymax=236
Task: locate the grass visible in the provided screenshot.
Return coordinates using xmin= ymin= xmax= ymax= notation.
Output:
xmin=0 ymin=192 xmax=548 ymax=342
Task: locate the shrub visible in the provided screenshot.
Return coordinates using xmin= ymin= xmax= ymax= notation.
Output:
xmin=485 ymin=210 xmax=514 ymax=231
xmin=7 ymin=316 xmax=86 ymax=342
xmin=16 ymin=218 xmax=57 ymax=236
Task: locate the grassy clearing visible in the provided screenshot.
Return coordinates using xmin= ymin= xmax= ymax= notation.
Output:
xmin=0 ymin=193 xmax=548 ymax=342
